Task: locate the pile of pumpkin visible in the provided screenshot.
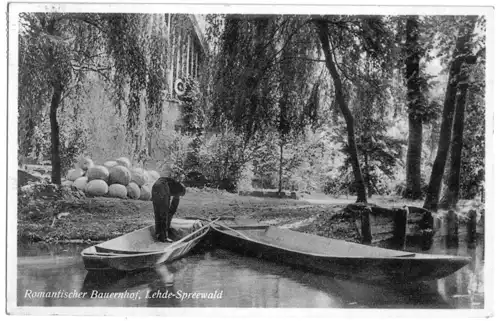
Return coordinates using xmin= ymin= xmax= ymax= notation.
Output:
xmin=63 ymin=157 xmax=160 ymax=201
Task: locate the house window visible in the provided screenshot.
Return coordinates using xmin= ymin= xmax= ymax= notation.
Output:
xmin=166 ymin=14 xmax=206 ymax=96
xmin=194 ymin=51 xmax=198 ymax=79
xmin=190 ymin=38 xmax=195 ymax=77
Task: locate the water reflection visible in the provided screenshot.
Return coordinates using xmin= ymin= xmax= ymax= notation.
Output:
xmin=405 ymin=235 xmax=485 ymax=309
xmin=17 ymin=235 xmax=485 ymax=308
xmin=146 ymin=265 xmax=179 ymax=308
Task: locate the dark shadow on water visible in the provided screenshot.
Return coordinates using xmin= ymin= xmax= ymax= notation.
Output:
xmin=81 ymin=270 xmax=128 ymax=294
xmin=208 ymin=249 xmax=453 ymax=309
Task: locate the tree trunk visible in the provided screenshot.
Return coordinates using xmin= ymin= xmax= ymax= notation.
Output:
xmin=364 ymin=152 xmax=372 ymax=198
xmin=147 ymin=130 xmax=153 ymax=157
xmin=278 ymin=140 xmax=284 ymax=193
xmin=315 ymin=20 xmax=367 ymax=203
xmin=404 ymin=16 xmax=423 ymax=200
xmin=45 ymin=18 xmax=63 ymax=185
xmin=423 ymin=17 xmax=476 ymax=211
xmin=440 ymin=79 xmax=469 ymax=209
xmin=50 ymin=83 xmax=63 ymax=185
xmin=406 ymin=118 xmax=423 ymax=198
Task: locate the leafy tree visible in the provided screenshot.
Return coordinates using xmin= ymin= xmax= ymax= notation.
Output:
xmin=208 ymin=15 xmax=318 ymax=186
xmin=424 ymin=16 xmax=479 ymax=211
xmin=209 ymin=14 xmax=410 ymax=200
xmin=178 ymin=77 xmax=204 ymax=134
xmin=275 ymin=18 xmax=318 ymax=192
xmin=458 ymin=62 xmax=485 ymax=200
xmin=19 ymin=12 xmax=109 ymax=184
xmin=440 ymin=17 xmax=485 ymax=207
xmin=313 ymin=15 xmax=397 ymax=202
xmin=19 ymin=13 xmax=171 ymax=183
xmin=106 ymin=14 xmax=170 ymax=158
xmin=313 ymin=18 xmax=366 ymax=202
xmin=403 ymin=16 xmax=426 ymax=199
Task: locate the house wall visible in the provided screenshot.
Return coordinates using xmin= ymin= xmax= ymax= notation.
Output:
xmin=147 ymin=14 xmax=207 ymax=167
xmin=82 ymin=14 xmax=207 ymax=170
xmin=165 ymin=14 xmax=206 ymax=98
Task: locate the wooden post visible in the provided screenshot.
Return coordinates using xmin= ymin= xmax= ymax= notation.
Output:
xmin=446 ymin=210 xmax=459 ymax=247
xmin=360 ymin=210 xmax=372 ymax=244
xmin=467 ymin=210 xmax=477 ymax=245
xmin=418 ymin=208 xmax=434 ymax=230
xmin=406 ymin=206 xmax=434 ymax=250
xmin=393 ymin=208 xmax=408 ymax=249
xmin=434 ymin=215 xmax=441 ymax=229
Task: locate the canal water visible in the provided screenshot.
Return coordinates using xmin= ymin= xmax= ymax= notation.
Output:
xmin=17 ymin=235 xmax=484 ymax=309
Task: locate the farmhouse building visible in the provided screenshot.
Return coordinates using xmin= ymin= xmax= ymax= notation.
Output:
xmin=147 ymin=14 xmax=208 ymax=166
xmin=161 ymin=14 xmax=208 ymax=130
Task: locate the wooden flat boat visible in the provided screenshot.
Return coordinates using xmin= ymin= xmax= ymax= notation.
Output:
xmin=81 ymin=218 xmax=210 ymax=272
xmin=210 ymin=222 xmax=471 ymax=283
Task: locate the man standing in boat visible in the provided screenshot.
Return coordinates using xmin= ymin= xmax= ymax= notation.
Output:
xmin=151 ymin=176 xmax=186 ymax=242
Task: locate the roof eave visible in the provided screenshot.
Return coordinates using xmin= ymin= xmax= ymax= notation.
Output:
xmin=187 ymin=15 xmax=209 ymax=56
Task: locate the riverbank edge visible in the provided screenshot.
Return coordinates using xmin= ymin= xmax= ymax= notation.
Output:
xmin=17 ymin=215 xmax=326 ymax=245
xmin=17 ymin=191 xmax=328 ymax=245
xmin=17 ymin=191 xmax=484 ymax=246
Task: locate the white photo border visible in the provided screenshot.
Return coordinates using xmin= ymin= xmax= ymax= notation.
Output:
xmin=4 ymin=1 xmax=496 ymax=319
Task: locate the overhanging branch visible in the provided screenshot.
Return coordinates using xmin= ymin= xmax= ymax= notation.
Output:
xmin=55 ymin=13 xmax=105 ymax=33
xmin=279 ymin=56 xmax=326 ymax=63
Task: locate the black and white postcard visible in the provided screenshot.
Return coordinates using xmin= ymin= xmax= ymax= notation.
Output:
xmin=5 ymin=1 xmax=495 ymax=318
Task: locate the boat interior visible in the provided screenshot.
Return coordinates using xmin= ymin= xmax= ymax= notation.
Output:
xmin=93 ymin=219 xmax=204 ymax=254
xmin=215 ymin=224 xmax=417 ymax=258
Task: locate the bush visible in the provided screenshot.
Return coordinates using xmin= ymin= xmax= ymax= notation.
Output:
xmin=23 ymin=112 xmax=90 ymax=176
xmin=236 ymin=162 xmax=254 ymax=192
xmin=86 ymin=179 xmax=108 ymax=196
xmin=108 ymin=184 xmax=128 ymax=199
xmin=209 ymin=179 xmax=237 ymax=193
xmin=322 ymin=173 xmax=356 ymax=197
xmin=73 ymin=176 xmax=88 ymax=190
xmin=109 ymin=166 xmax=131 ymax=186
xmin=154 ymin=131 xmax=193 ymax=180
xmin=195 ymin=130 xmax=246 ymax=188
xmin=183 ymin=171 xmax=209 ymax=188
xmin=126 ymin=182 xmax=141 ymax=199
xmin=87 ymin=165 xmax=110 ymax=182
xmin=178 ymin=77 xmax=204 ymax=133
xmin=392 ymin=179 xmax=429 ymax=198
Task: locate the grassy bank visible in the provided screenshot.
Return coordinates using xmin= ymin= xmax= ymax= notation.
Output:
xmin=18 ymin=188 xmax=335 ymax=243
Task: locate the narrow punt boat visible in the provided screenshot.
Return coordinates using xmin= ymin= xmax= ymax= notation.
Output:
xmin=210 ymin=221 xmax=471 ymax=283
xmin=81 ymin=218 xmax=210 ymax=272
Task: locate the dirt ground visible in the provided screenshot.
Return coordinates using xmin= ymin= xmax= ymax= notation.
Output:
xmin=18 ymin=188 xmax=356 ymax=243
xmin=17 ymin=186 xmax=483 ymax=244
